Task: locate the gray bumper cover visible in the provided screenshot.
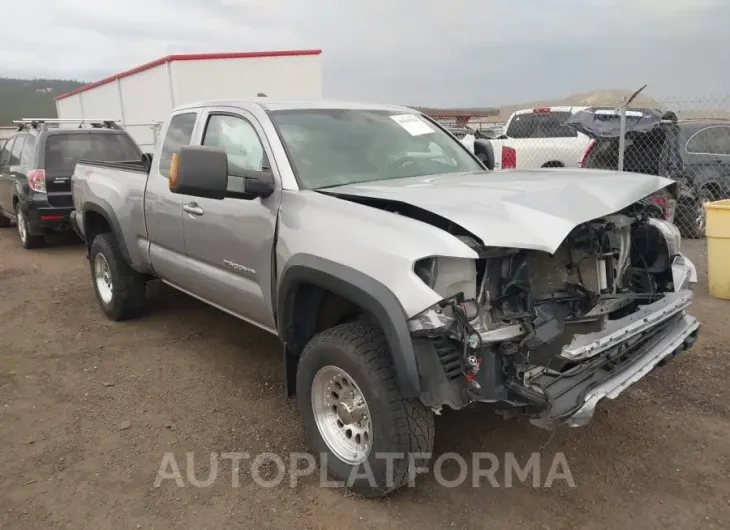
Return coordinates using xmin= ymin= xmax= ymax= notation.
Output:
xmin=529 ymin=290 xmax=699 ymax=429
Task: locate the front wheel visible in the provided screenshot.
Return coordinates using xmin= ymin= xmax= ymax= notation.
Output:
xmin=296 ymin=322 xmax=434 ymax=497
xmin=89 ymin=233 xmax=147 ymax=321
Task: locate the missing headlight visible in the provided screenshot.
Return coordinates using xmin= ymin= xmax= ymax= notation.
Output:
xmin=414 ymin=257 xmax=477 ymax=299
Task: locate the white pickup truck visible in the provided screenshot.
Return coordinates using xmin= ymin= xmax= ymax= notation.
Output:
xmin=487 ymin=106 xmax=593 ymax=170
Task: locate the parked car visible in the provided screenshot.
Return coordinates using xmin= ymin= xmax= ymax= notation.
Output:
xmin=0 ymin=119 xmax=142 ymax=248
xmin=573 ymin=108 xmax=730 ymax=238
xmin=71 ymin=99 xmax=699 ymax=497
xmin=486 ymin=106 xmax=593 ymax=170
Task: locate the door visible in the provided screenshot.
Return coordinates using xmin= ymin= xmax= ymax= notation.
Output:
xmin=182 ymin=109 xmax=281 ymax=330
xmin=684 ymin=125 xmax=730 ymax=200
xmin=0 ymin=137 xmax=16 ymax=214
xmin=144 ymin=111 xmax=199 ymax=287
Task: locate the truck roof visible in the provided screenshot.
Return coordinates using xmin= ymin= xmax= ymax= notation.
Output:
xmin=174 ymin=98 xmax=416 ymax=114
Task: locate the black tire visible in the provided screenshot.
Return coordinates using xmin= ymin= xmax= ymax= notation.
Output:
xmin=15 ymin=204 xmax=45 ymax=249
xmin=296 ymin=322 xmax=434 ymax=497
xmin=0 ymin=214 xmax=11 ymax=228
xmin=677 ymin=190 xmax=711 ymax=240
xmin=89 ymin=233 xmax=147 ymax=321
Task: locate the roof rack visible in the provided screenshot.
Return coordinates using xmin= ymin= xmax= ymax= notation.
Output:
xmin=12 ymin=118 xmax=123 ymax=131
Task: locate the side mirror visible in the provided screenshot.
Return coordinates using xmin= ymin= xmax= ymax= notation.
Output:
xmin=170 ymin=145 xmax=228 ymax=200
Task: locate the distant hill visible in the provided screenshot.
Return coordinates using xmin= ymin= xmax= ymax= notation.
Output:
xmin=0 ymin=77 xmax=84 ymax=125
xmin=490 ymin=88 xmax=663 ymax=123
xmin=491 ymin=88 xmax=730 ymax=122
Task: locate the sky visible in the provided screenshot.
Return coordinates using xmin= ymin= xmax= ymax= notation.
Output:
xmin=2 ymin=0 xmax=729 ymax=107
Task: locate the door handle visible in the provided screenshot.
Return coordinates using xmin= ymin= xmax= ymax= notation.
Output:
xmin=183 ymin=202 xmax=204 ymax=216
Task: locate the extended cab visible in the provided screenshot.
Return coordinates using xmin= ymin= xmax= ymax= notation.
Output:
xmin=0 ymin=119 xmax=141 ymax=248
xmin=71 ymin=99 xmax=700 ymax=496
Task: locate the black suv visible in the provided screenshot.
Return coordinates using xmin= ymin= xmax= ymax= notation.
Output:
xmin=574 ymin=110 xmax=730 ymax=238
xmin=0 ymin=120 xmax=142 ymax=248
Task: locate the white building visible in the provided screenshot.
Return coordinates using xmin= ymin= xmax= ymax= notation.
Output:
xmin=55 ymin=49 xmax=324 ymax=150
xmin=0 ymin=126 xmax=16 ymax=144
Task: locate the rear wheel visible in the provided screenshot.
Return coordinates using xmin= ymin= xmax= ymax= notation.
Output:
xmin=89 ymin=233 xmax=147 ymax=321
xmin=0 ymin=213 xmax=10 ymax=228
xmin=15 ymin=204 xmax=45 ymax=249
xmin=296 ymin=322 xmax=434 ymax=497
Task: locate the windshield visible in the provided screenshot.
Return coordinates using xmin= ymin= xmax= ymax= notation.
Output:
xmin=269 ymin=109 xmax=483 ymax=189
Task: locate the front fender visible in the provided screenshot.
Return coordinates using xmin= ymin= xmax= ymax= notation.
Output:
xmin=277 ymin=254 xmax=421 ymax=398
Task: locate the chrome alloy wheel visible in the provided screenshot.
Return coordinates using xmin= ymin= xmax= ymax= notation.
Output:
xmin=16 ymin=209 xmax=27 ymax=243
xmin=94 ymin=253 xmax=114 ymax=304
xmin=696 ymin=197 xmax=711 ymax=233
xmin=311 ymin=365 xmax=373 ymax=465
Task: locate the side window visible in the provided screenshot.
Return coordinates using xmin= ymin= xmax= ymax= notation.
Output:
xmin=712 ymin=126 xmax=730 ymax=155
xmin=158 ymin=112 xmax=197 ymax=176
xmin=687 ymin=126 xmax=730 ymax=155
xmin=0 ymin=137 xmax=14 ymax=166
xmin=506 ymin=115 xmax=535 ymax=139
xmin=202 ymin=114 xmax=268 ymax=193
xmin=20 ymin=135 xmax=36 ymax=166
xmin=9 ymin=135 xmax=25 ymax=165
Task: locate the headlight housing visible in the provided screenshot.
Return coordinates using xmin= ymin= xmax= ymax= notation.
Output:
xmin=414 ymin=256 xmax=477 ymax=299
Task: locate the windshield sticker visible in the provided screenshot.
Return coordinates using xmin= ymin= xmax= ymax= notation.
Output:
xmin=390 ymin=114 xmax=435 ymax=136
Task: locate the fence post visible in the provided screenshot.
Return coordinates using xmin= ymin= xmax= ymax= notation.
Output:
xmin=618 ymin=106 xmax=627 ymax=172
xmin=617 ymin=84 xmax=648 ymax=172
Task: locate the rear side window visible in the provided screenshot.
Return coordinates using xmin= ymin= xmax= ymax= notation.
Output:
xmin=21 ymin=135 xmax=36 ymax=165
xmin=0 ymin=137 xmax=14 ymax=166
xmin=506 ymin=112 xmax=577 ymax=139
xmin=10 ymin=136 xmax=25 ymax=165
xmin=686 ymin=126 xmax=730 ymax=155
xmin=44 ymin=133 xmax=140 ymax=172
xmin=158 ymin=113 xmax=197 ymax=176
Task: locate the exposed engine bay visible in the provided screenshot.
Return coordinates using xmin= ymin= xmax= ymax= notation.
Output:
xmin=406 ymin=202 xmax=699 ymax=427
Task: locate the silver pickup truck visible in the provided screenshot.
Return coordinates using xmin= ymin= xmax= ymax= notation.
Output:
xmin=71 ymin=99 xmax=700 ymax=496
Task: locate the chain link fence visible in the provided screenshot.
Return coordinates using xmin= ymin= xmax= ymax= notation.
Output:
xmin=434 ymin=93 xmax=730 ymax=239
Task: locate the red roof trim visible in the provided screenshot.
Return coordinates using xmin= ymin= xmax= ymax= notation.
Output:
xmin=55 ymin=49 xmax=322 ymax=101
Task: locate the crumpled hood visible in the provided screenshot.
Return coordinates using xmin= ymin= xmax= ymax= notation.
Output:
xmin=322 ymin=169 xmax=676 ymax=254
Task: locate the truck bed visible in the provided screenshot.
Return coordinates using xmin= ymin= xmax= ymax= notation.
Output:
xmin=72 ymin=160 xmax=152 ymax=270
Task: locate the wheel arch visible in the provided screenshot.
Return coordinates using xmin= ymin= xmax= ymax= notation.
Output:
xmin=82 ymin=200 xmax=133 ymax=264
xmin=277 ymin=255 xmax=420 ymax=399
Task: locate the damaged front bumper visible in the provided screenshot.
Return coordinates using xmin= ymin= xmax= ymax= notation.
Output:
xmin=528 ymin=291 xmax=699 ymax=429
xmin=411 ymin=286 xmax=699 ymax=429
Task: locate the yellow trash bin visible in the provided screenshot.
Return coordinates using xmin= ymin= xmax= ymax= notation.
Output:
xmin=706 ymin=199 xmax=730 ymax=300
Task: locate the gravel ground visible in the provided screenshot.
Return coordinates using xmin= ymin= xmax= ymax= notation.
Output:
xmin=0 ymin=228 xmax=728 ymax=529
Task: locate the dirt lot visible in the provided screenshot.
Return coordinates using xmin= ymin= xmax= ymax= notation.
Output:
xmin=0 ymin=228 xmax=728 ymax=530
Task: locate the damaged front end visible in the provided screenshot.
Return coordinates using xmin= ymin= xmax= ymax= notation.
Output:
xmin=408 ymin=204 xmax=700 ymax=429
